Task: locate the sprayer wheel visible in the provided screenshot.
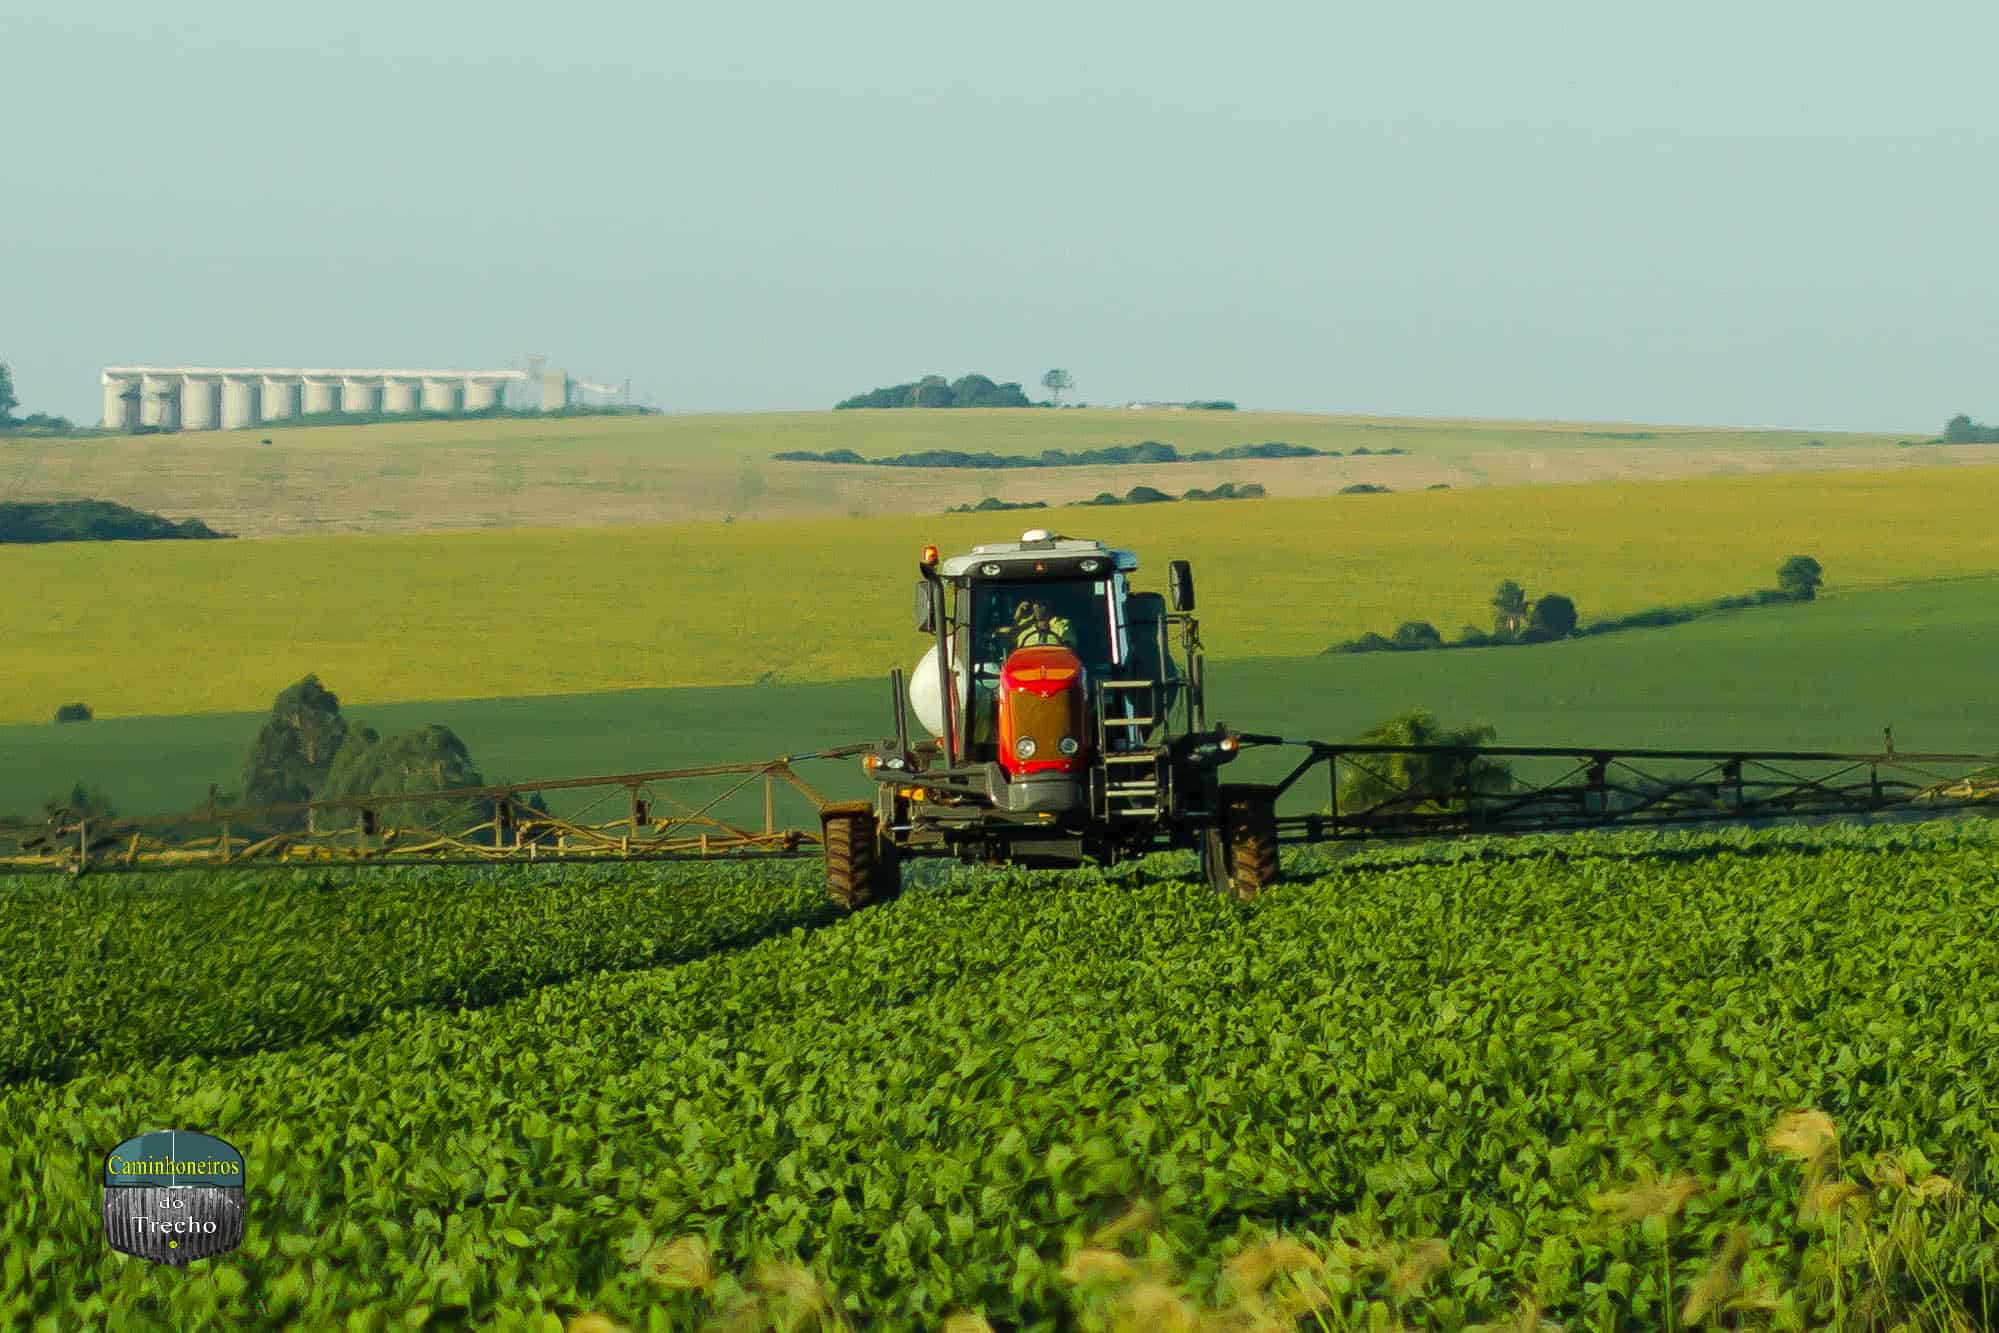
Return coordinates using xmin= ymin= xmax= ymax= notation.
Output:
xmin=1215 ymin=786 xmax=1280 ymax=902
xmin=822 ymin=803 xmax=898 ymax=909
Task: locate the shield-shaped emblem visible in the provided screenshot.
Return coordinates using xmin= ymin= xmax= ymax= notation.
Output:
xmin=103 ymin=1130 xmax=246 ymax=1265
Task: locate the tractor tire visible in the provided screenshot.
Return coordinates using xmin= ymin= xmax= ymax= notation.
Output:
xmin=821 ymin=803 xmax=899 ymax=909
xmin=1210 ymin=785 xmax=1280 ymax=902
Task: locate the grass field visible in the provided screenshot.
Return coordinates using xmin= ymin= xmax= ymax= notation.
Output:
xmin=4 ymin=464 xmax=1997 ymax=726
xmin=9 ymin=575 xmax=1994 ymax=818
xmin=2 ymin=407 xmax=1982 ymax=538
xmin=8 ymin=826 xmax=1999 ymax=1327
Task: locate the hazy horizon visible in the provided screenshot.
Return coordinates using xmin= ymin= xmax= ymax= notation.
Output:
xmin=7 ymin=1 xmax=1996 ymax=433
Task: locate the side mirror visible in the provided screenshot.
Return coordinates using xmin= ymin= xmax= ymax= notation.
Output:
xmin=915 ymin=579 xmax=937 ymax=634
xmin=1168 ymin=560 xmax=1195 ymax=612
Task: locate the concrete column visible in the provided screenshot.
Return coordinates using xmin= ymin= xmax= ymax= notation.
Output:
xmin=462 ymin=377 xmax=502 ymax=412
xmin=381 ymin=378 xmax=419 ymax=414
xmin=420 ymin=378 xmax=460 ymax=413
xmin=541 ymin=369 xmax=570 ymax=411
xmin=302 ymin=378 xmax=339 ymax=415
xmin=180 ymin=378 xmax=219 ymax=430
xmin=140 ymin=376 xmax=181 ymax=431
xmin=102 ymin=377 xmax=139 ymax=431
xmin=261 ymin=378 xmax=301 ymax=422
xmin=342 ymin=379 xmax=381 ymax=415
xmin=220 ymin=377 xmax=258 ymax=430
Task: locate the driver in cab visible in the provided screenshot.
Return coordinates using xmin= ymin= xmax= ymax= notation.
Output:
xmin=1009 ymin=599 xmax=1078 ymax=651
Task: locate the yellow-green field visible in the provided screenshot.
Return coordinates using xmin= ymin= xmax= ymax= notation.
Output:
xmin=8 ymin=464 xmax=1998 ymax=723
xmin=2 ymin=408 xmax=1976 ymax=539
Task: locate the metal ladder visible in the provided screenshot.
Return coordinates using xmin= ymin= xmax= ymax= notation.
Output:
xmin=1097 ymin=679 xmax=1165 ymax=818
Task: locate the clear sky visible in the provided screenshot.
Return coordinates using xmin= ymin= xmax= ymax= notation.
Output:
xmin=6 ymin=1 xmax=1995 ymax=430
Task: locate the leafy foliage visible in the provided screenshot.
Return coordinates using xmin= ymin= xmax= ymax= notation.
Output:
xmin=320 ymin=721 xmax=485 ymax=831
xmin=0 ymin=861 xmax=830 ymax=1084
xmin=52 ymin=702 xmax=91 ymax=723
xmin=4 ymin=825 xmax=1998 ymax=1328
xmin=1335 ymin=707 xmax=1511 ymax=809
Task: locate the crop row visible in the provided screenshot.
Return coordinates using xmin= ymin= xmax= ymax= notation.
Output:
xmin=0 ymin=859 xmax=834 ymax=1084
xmin=5 ymin=826 xmax=1999 ymax=1328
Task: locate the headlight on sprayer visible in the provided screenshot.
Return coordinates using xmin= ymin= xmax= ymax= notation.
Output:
xmin=1015 ymin=737 xmax=1037 ymax=759
xmin=1057 ymin=737 xmax=1079 ymax=756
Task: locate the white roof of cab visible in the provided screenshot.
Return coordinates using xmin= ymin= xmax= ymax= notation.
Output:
xmin=939 ymin=532 xmax=1139 ymax=577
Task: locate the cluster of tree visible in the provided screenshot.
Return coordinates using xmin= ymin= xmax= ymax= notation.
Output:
xmin=0 ymin=362 xmax=74 ymax=433
xmin=1075 ymin=482 xmax=1266 ymax=507
xmin=54 ymin=703 xmax=92 ymax=723
xmin=1340 ymin=483 xmax=1392 ymax=495
xmin=1942 ymin=414 xmax=1999 ymax=444
xmin=1336 ymin=709 xmax=1513 ymax=811
xmin=776 ymin=440 xmax=1347 ymax=468
xmin=1329 ymin=558 xmax=1826 ymax=656
xmin=237 ymin=675 xmax=545 ymax=835
xmin=835 ymin=374 xmax=1034 ymax=410
xmin=0 ymin=500 xmax=231 ymax=544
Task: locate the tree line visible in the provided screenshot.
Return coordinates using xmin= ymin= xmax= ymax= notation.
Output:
xmin=775 ymin=441 xmax=1375 ymax=468
xmin=1331 ymin=557 xmax=1825 ymax=655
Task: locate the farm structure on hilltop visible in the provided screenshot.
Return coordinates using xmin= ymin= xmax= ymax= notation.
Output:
xmin=98 ymin=366 xmax=528 ymax=431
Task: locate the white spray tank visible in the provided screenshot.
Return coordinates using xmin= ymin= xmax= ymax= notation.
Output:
xmin=907 ymin=642 xmax=969 ymax=738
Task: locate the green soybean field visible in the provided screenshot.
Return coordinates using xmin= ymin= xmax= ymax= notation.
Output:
xmin=6 ymin=825 xmax=1999 ymax=1330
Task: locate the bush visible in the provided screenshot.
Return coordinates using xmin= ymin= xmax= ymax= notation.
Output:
xmin=1181 ymin=482 xmax=1266 ymax=501
xmin=53 ymin=703 xmax=92 ymax=723
xmin=1579 ymin=606 xmax=1696 ymax=635
xmin=1456 ymin=625 xmax=1492 ymax=647
xmin=1777 ymin=554 xmax=1824 ymax=601
xmin=1123 ymin=485 xmax=1172 ymax=504
xmin=773 ymin=447 xmax=863 ymax=463
xmin=1524 ymin=593 xmax=1578 ymax=642
xmin=1340 ymin=483 xmax=1390 ymax=495
xmin=1392 ymin=621 xmax=1443 ymax=649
